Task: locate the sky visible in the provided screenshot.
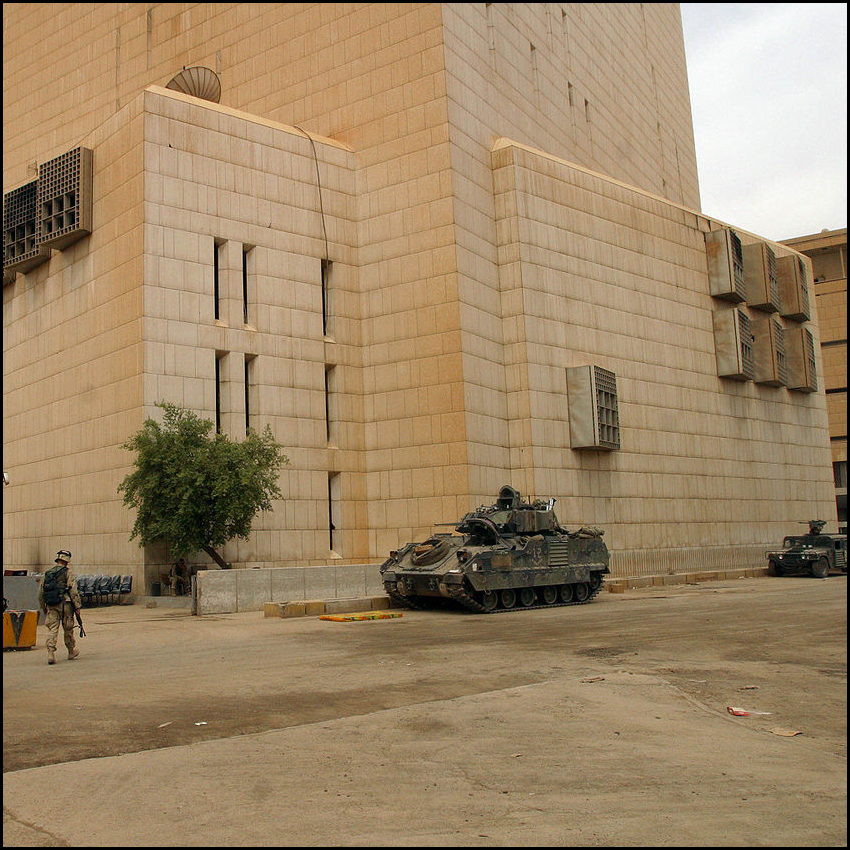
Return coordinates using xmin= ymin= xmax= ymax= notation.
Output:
xmin=680 ymin=3 xmax=847 ymax=243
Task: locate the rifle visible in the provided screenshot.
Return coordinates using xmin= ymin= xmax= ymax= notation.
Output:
xmin=65 ymin=588 xmax=86 ymax=638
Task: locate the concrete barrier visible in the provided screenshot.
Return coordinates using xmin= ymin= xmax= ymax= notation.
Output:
xmin=196 ymin=563 xmax=385 ymax=615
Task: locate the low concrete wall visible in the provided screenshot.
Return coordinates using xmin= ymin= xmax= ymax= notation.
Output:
xmin=195 ymin=563 xmax=385 ymax=615
xmin=3 ymin=575 xmax=44 ymax=622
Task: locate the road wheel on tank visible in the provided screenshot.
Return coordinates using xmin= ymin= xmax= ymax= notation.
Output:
xmin=812 ymin=557 xmax=830 ymax=579
xmin=767 ymin=559 xmax=783 ymax=577
xmin=541 ymin=586 xmax=558 ymax=605
xmin=589 ymin=572 xmax=604 ymax=591
xmin=500 ymin=588 xmax=516 ymax=609
xmin=574 ymin=582 xmax=590 ymax=603
xmin=519 ymin=587 xmax=536 ymax=607
xmin=480 ymin=590 xmax=499 ymax=612
xmin=559 ymin=583 xmax=574 ymax=603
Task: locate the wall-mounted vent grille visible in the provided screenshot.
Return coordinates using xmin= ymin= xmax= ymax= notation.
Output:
xmin=706 ymin=228 xmax=746 ymax=303
xmin=3 ymin=180 xmax=51 ymax=275
xmin=786 ymin=326 xmax=817 ymax=393
xmin=713 ymin=307 xmax=754 ymax=381
xmin=567 ymin=365 xmax=620 ymax=450
xmin=752 ymin=315 xmax=787 ymax=386
xmin=37 ymin=147 xmax=93 ymax=250
xmin=742 ymin=241 xmax=780 ymax=313
xmin=776 ymin=254 xmax=811 ymax=322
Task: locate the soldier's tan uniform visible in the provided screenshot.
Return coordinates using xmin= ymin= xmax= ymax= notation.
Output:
xmin=39 ymin=553 xmax=82 ymax=665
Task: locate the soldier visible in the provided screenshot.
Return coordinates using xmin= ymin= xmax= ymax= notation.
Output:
xmin=39 ymin=549 xmax=82 ymax=665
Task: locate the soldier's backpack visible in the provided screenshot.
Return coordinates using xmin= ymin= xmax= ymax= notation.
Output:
xmin=42 ymin=565 xmax=69 ymax=606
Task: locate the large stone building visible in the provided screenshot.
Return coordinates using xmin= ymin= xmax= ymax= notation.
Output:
xmin=782 ymin=228 xmax=847 ymax=532
xmin=3 ymin=4 xmax=837 ymax=595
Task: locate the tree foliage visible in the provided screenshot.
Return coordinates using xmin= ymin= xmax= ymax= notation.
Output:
xmin=118 ymin=402 xmax=288 ymax=568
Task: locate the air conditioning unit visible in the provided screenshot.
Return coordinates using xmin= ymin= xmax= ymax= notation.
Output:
xmin=785 ymin=326 xmax=817 ymax=393
xmin=751 ymin=315 xmax=787 ymax=387
xmin=705 ymin=228 xmax=746 ymax=303
xmin=37 ymin=147 xmax=93 ymax=250
xmin=566 ymin=365 xmax=620 ymax=450
xmin=713 ymin=307 xmax=754 ymax=381
xmin=776 ymin=254 xmax=811 ymax=322
xmin=3 ymin=180 xmax=51 ymax=275
xmin=742 ymin=241 xmax=780 ymax=313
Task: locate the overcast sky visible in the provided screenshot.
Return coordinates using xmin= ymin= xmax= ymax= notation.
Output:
xmin=680 ymin=3 xmax=847 ymax=243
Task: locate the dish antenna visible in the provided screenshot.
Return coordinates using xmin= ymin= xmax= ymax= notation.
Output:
xmin=166 ymin=66 xmax=221 ymax=103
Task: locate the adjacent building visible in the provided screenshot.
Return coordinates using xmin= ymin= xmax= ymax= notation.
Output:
xmin=782 ymin=228 xmax=847 ymax=532
xmin=3 ymin=4 xmax=837 ymax=594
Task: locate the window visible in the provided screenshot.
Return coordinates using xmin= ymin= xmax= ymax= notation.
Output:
xmin=321 ymin=259 xmax=332 ymax=337
xmin=834 ymin=461 xmax=847 ymax=489
xmin=328 ymin=472 xmax=340 ymax=553
xmin=244 ymin=355 xmax=255 ymax=434
xmin=214 ymin=353 xmax=223 ymax=433
xmin=213 ymin=239 xmax=223 ymax=321
xmin=242 ymin=247 xmax=250 ymax=325
xmin=324 ymin=364 xmax=337 ymax=445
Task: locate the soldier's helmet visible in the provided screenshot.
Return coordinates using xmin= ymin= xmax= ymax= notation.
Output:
xmin=54 ymin=550 xmax=72 ymax=564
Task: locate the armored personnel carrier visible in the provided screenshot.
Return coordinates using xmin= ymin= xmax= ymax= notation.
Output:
xmin=380 ymin=485 xmax=609 ymax=612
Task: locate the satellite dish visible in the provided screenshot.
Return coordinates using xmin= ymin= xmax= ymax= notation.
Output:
xmin=166 ymin=66 xmax=221 ymax=103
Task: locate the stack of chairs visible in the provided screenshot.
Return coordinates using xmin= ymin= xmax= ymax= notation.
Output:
xmin=75 ymin=574 xmax=133 ymax=606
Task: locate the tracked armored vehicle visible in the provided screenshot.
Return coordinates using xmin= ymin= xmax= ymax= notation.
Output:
xmin=380 ymin=485 xmax=609 ymax=613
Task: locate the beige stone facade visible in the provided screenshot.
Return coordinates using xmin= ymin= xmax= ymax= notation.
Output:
xmin=3 ymin=4 xmax=836 ymax=593
xmin=782 ymin=229 xmax=847 ymax=532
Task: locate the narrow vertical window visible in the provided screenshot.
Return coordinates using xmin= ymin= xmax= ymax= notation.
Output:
xmin=562 ymin=9 xmax=569 ymax=52
xmin=242 ymin=247 xmax=249 ymax=325
xmin=584 ymin=98 xmax=591 ymax=121
xmin=214 ymin=354 xmax=222 ymax=433
xmin=568 ymin=82 xmax=575 ymax=107
xmin=213 ymin=240 xmax=221 ymax=321
xmin=328 ymin=472 xmax=339 ymax=552
xmin=244 ymin=355 xmax=252 ymax=434
xmin=324 ymin=364 xmax=337 ymax=445
xmin=321 ymin=259 xmax=332 ymax=337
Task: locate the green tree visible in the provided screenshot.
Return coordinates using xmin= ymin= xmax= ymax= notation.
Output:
xmin=118 ymin=402 xmax=288 ymax=569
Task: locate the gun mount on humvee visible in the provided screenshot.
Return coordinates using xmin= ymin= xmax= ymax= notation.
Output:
xmin=380 ymin=485 xmax=610 ymax=612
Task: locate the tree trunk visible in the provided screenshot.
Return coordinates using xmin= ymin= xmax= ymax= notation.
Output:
xmin=202 ymin=546 xmax=229 ymax=569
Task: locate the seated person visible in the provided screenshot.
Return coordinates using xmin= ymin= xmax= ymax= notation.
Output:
xmin=163 ymin=558 xmax=190 ymax=596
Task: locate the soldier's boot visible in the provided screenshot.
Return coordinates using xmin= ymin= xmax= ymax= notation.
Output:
xmin=68 ymin=647 xmax=80 ymax=660
xmin=47 ymin=649 xmax=56 ymax=665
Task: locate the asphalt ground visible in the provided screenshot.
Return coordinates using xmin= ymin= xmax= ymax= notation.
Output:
xmin=3 ymin=574 xmax=847 ymax=846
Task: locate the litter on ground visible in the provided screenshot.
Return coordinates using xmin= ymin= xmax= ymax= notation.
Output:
xmin=320 ymin=611 xmax=403 ymax=622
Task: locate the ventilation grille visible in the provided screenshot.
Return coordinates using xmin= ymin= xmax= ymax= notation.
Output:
xmin=753 ymin=315 xmax=787 ymax=386
xmin=593 ymin=366 xmax=620 ymax=450
xmin=3 ymin=180 xmax=51 ymax=274
xmin=38 ymin=147 xmax=93 ymax=250
xmin=547 ymin=542 xmax=571 ymax=567
xmin=567 ymin=365 xmax=620 ymax=450
xmin=743 ymin=241 xmax=780 ymax=313
xmin=706 ymin=228 xmax=746 ymax=303
xmin=713 ymin=307 xmax=754 ymax=381
xmin=777 ymin=254 xmax=811 ymax=322
xmin=738 ymin=310 xmax=754 ymax=380
xmin=774 ymin=320 xmax=788 ymax=387
xmin=786 ymin=326 xmax=818 ymax=393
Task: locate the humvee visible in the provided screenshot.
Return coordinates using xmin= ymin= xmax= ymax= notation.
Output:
xmin=765 ymin=520 xmax=848 ymax=578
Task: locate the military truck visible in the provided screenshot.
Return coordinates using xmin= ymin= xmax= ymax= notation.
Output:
xmin=380 ymin=485 xmax=609 ymax=612
xmin=765 ymin=520 xmax=848 ymax=578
